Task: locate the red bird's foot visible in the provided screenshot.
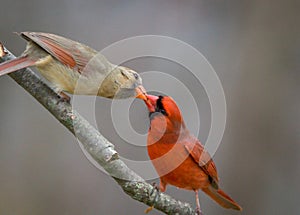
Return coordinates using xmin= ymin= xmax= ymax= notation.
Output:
xmin=194 ymin=190 xmax=204 ymax=215
xmin=195 ymin=207 xmax=203 ymax=215
xmin=144 ymin=182 xmax=161 ymax=214
xmin=149 ymin=182 xmax=160 ymax=197
xmin=150 ymin=182 xmax=161 ymax=204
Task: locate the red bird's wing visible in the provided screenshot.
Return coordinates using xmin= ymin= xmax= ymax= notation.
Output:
xmin=184 ymin=138 xmax=219 ymax=189
xmin=20 ymin=32 xmax=101 ymax=73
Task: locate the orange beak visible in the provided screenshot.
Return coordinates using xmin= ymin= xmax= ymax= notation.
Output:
xmin=135 ymin=85 xmax=147 ymax=100
xmin=135 ymin=86 xmax=158 ymax=112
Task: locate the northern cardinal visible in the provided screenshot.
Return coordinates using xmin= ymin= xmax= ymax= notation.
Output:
xmin=0 ymin=32 xmax=144 ymax=100
xmin=137 ymin=93 xmax=242 ymax=214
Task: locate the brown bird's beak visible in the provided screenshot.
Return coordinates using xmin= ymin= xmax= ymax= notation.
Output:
xmin=135 ymin=85 xmax=147 ymax=100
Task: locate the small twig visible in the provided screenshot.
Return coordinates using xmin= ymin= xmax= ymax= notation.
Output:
xmin=0 ymin=47 xmax=196 ymax=215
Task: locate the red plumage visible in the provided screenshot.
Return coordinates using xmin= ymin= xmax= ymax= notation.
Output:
xmin=139 ymin=94 xmax=242 ymax=213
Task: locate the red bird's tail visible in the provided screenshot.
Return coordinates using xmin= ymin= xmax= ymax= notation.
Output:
xmin=202 ymin=185 xmax=242 ymax=211
xmin=0 ymin=56 xmax=35 ymax=76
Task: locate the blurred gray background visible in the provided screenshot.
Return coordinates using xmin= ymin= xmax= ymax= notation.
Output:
xmin=0 ymin=0 xmax=299 ymax=214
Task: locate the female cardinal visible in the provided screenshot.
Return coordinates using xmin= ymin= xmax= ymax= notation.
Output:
xmin=137 ymin=93 xmax=242 ymax=214
xmin=0 ymin=32 xmax=144 ymax=100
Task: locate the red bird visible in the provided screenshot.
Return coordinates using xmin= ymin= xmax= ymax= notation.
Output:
xmin=137 ymin=93 xmax=242 ymax=214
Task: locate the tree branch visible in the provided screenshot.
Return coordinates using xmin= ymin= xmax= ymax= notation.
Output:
xmin=0 ymin=46 xmax=196 ymax=215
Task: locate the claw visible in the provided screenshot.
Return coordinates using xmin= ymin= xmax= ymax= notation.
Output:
xmin=144 ymin=205 xmax=154 ymax=214
xmin=195 ymin=208 xmax=204 ymax=215
xmin=56 ymin=91 xmax=71 ymax=104
xmin=194 ymin=190 xmax=204 ymax=215
xmin=149 ymin=182 xmax=160 ymax=197
xmin=144 ymin=182 xmax=161 ymax=214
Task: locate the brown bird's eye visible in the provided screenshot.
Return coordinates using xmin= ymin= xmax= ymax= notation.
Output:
xmin=133 ymin=73 xmax=139 ymax=80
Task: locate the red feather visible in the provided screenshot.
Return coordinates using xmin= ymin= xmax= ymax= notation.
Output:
xmin=144 ymin=95 xmax=242 ymax=211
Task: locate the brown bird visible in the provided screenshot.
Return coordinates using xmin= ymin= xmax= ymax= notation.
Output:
xmin=0 ymin=32 xmax=144 ymax=100
xmin=137 ymin=93 xmax=242 ymax=214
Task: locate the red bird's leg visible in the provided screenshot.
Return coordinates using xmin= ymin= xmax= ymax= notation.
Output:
xmin=195 ymin=190 xmax=203 ymax=215
xmin=145 ymin=180 xmax=166 ymax=213
xmin=150 ymin=182 xmax=160 ymax=197
xmin=144 ymin=182 xmax=160 ymax=213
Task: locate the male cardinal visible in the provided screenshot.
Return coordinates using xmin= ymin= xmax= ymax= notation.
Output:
xmin=136 ymin=93 xmax=242 ymax=214
xmin=0 ymin=32 xmax=143 ymax=100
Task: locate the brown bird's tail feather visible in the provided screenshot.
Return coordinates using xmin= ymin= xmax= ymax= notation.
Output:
xmin=202 ymin=185 xmax=242 ymax=211
xmin=0 ymin=56 xmax=35 ymax=76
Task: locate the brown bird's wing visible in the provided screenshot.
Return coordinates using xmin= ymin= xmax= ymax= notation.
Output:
xmin=184 ymin=138 xmax=219 ymax=189
xmin=20 ymin=32 xmax=109 ymax=74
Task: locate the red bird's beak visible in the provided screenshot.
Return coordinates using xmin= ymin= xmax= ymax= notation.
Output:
xmin=144 ymin=94 xmax=158 ymax=112
xmin=135 ymin=86 xmax=158 ymax=112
